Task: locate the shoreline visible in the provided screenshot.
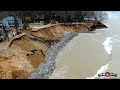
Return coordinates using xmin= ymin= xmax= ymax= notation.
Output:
xmin=26 ymin=21 xmax=107 ymax=79
xmin=27 ymin=24 xmax=107 ymax=79
xmin=27 ymin=32 xmax=79 ymax=79
xmin=49 ymin=31 xmax=111 ymax=79
xmin=0 ymin=20 xmax=107 ymax=79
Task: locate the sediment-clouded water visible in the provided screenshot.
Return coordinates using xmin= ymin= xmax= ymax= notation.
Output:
xmin=50 ymin=11 xmax=120 ymax=79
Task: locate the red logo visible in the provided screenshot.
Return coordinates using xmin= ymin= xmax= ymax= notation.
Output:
xmin=98 ymin=72 xmax=117 ymax=78
xmin=105 ymin=72 xmax=110 ymax=77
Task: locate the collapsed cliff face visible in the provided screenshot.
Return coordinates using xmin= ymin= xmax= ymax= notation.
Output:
xmin=27 ymin=24 xmax=88 ymax=40
xmin=26 ymin=21 xmax=107 ymax=41
xmin=0 ymin=56 xmax=34 ymax=79
xmin=9 ymin=35 xmax=49 ymax=68
xmin=0 ymin=48 xmax=34 ymax=79
xmin=0 ymin=35 xmax=49 ymax=79
xmin=0 ymin=20 xmax=107 ymax=79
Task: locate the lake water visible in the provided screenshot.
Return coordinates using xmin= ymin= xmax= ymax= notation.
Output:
xmin=50 ymin=11 xmax=120 ymax=79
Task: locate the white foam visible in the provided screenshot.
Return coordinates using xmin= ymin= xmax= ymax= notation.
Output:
xmin=86 ymin=35 xmax=115 ymax=79
xmin=86 ymin=61 xmax=111 ymax=79
xmin=102 ymin=35 xmax=119 ymax=54
xmin=103 ymin=37 xmax=113 ymax=54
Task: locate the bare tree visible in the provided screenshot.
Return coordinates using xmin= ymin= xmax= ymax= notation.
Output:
xmin=0 ymin=11 xmax=108 ymax=23
xmin=94 ymin=11 xmax=108 ymax=22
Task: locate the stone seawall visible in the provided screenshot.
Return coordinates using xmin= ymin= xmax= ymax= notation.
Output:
xmin=27 ymin=32 xmax=79 ymax=79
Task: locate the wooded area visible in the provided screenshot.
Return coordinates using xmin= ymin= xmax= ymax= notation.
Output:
xmin=0 ymin=11 xmax=107 ymax=23
xmin=0 ymin=11 xmax=107 ymax=42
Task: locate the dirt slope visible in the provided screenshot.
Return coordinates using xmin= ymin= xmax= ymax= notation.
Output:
xmin=0 ymin=21 xmax=107 ymax=79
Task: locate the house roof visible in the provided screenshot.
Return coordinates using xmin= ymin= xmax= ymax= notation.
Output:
xmin=2 ymin=16 xmax=23 ymax=27
xmin=32 ymin=15 xmax=46 ymax=20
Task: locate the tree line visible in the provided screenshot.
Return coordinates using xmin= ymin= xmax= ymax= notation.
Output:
xmin=0 ymin=11 xmax=108 ymax=23
xmin=0 ymin=11 xmax=108 ymax=41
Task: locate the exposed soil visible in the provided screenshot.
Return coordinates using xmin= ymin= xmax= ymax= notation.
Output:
xmin=0 ymin=20 xmax=107 ymax=79
xmin=9 ymin=35 xmax=49 ymax=68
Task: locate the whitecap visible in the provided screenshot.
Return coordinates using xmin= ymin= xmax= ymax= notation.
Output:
xmin=103 ymin=37 xmax=113 ymax=54
xmin=86 ymin=61 xmax=111 ymax=79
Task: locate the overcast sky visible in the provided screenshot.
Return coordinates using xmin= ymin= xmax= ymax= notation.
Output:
xmin=107 ymin=11 xmax=120 ymax=19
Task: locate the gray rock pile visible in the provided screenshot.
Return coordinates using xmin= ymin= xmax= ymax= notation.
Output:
xmin=27 ymin=32 xmax=79 ymax=79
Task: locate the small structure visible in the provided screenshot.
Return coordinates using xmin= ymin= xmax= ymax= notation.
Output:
xmin=2 ymin=16 xmax=24 ymax=29
xmin=84 ymin=16 xmax=97 ymax=21
xmin=32 ymin=15 xmax=45 ymax=23
xmin=39 ymin=21 xmax=44 ymax=25
xmin=0 ymin=21 xmax=6 ymax=41
xmin=1 ymin=16 xmax=24 ymax=41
